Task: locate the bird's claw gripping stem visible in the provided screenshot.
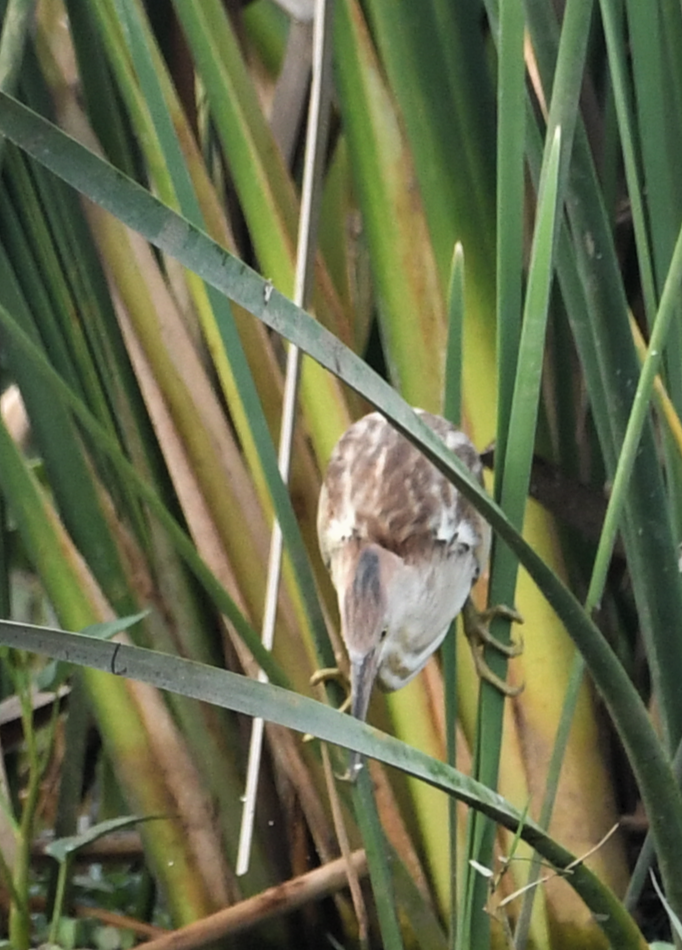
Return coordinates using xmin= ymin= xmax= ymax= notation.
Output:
xmin=462 ymin=599 xmax=524 ymax=697
xmin=308 ymin=669 xmax=366 ymax=781
xmin=309 ymin=666 xmax=352 ymax=714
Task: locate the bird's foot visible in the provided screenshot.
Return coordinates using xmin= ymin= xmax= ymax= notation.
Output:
xmin=336 ymin=753 xmax=365 ymax=784
xmin=308 ymin=669 xmax=365 ymax=780
xmin=309 ymin=666 xmax=352 ymax=714
xmin=304 ymin=667 xmax=352 ymax=740
xmin=462 ymin=599 xmax=524 ymax=697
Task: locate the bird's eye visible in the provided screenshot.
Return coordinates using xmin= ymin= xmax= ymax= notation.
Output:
xmin=379 ymin=627 xmax=388 ymax=642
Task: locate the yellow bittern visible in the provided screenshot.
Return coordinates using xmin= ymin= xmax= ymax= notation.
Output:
xmin=317 ymin=410 xmax=521 ymax=777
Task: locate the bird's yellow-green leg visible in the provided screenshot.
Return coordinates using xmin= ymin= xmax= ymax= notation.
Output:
xmin=308 ymin=668 xmax=363 ymax=781
xmin=462 ymin=598 xmax=524 ymax=697
xmin=309 ymin=667 xmax=352 ymax=713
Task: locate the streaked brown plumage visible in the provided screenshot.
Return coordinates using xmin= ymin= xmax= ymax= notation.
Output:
xmin=318 ymin=410 xmax=519 ymax=776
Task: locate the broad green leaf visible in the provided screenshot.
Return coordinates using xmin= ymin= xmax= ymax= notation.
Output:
xmin=0 ymin=616 xmax=650 ymax=950
xmin=36 ymin=611 xmax=149 ymax=691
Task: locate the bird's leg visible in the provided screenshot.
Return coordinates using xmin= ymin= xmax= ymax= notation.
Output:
xmin=303 ymin=668 xmax=352 ymax=748
xmin=309 ymin=667 xmax=352 ymax=713
xmin=462 ymin=598 xmax=524 ymax=697
xmin=309 ymin=667 xmax=366 ymax=781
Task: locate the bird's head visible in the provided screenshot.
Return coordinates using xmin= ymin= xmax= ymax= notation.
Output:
xmin=337 ymin=543 xmax=401 ymax=725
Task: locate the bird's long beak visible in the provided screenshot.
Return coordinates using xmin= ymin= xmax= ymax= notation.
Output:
xmin=350 ymin=648 xmax=379 ymax=722
xmin=347 ymin=648 xmax=379 ymax=779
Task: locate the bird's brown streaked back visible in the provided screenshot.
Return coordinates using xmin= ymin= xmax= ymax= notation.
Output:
xmin=318 ymin=410 xmax=487 ymax=568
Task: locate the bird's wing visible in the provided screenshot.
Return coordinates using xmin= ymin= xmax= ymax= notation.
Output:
xmin=318 ymin=411 xmax=489 ymax=567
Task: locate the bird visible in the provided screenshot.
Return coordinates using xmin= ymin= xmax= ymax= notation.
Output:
xmin=317 ymin=409 xmax=522 ymax=777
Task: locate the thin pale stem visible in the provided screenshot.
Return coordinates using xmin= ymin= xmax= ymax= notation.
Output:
xmin=236 ymin=0 xmax=335 ymax=875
